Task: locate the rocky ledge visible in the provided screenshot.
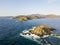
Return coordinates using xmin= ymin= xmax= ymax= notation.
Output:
xmin=22 ymin=25 xmax=55 ymax=37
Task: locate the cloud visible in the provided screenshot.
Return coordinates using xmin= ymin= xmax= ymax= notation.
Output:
xmin=48 ymin=0 xmax=56 ymax=3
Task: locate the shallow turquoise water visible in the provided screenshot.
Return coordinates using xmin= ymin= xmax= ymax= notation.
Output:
xmin=0 ymin=18 xmax=60 ymax=45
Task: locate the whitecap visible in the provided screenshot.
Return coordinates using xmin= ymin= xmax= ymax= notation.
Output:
xmin=20 ymin=27 xmax=52 ymax=45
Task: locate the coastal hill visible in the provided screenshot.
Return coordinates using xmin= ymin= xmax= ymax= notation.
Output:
xmin=12 ymin=14 xmax=60 ymax=22
xmin=13 ymin=14 xmax=45 ymax=19
xmin=45 ymin=14 xmax=60 ymax=18
xmin=0 ymin=14 xmax=60 ymax=22
xmin=13 ymin=14 xmax=60 ymax=19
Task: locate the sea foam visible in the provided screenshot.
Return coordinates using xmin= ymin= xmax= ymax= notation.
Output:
xmin=20 ymin=27 xmax=52 ymax=45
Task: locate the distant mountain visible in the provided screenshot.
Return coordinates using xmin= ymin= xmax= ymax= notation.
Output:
xmin=13 ymin=14 xmax=60 ymax=19
xmin=12 ymin=14 xmax=60 ymax=21
xmin=45 ymin=14 xmax=60 ymax=18
xmin=0 ymin=14 xmax=60 ymax=21
xmin=13 ymin=14 xmax=45 ymax=19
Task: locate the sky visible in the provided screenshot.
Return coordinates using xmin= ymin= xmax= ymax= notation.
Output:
xmin=0 ymin=0 xmax=60 ymax=16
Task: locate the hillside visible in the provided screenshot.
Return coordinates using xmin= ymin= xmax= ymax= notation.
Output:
xmin=12 ymin=14 xmax=60 ymax=21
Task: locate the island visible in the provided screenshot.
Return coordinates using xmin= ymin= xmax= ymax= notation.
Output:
xmin=21 ymin=25 xmax=55 ymax=37
xmin=12 ymin=14 xmax=60 ymax=22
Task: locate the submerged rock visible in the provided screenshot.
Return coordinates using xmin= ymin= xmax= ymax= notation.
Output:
xmin=29 ymin=25 xmax=55 ymax=37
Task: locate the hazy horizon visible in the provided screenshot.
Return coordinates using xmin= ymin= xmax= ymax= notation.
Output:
xmin=0 ymin=0 xmax=60 ymax=16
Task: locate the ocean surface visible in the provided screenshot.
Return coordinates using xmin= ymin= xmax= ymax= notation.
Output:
xmin=0 ymin=18 xmax=60 ymax=45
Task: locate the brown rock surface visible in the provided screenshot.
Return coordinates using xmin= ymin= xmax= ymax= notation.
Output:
xmin=19 ymin=16 xmax=28 ymax=22
xmin=29 ymin=25 xmax=55 ymax=37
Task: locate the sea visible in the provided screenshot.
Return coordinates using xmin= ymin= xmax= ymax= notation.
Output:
xmin=0 ymin=18 xmax=60 ymax=45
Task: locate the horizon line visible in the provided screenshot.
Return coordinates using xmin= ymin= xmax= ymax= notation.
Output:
xmin=0 ymin=13 xmax=60 ymax=17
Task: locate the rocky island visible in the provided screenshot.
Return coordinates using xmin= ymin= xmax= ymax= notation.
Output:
xmin=21 ymin=25 xmax=55 ymax=37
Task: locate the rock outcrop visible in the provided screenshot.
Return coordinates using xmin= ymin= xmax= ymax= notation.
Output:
xmin=29 ymin=25 xmax=55 ymax=37
xmin=19 ymin=16 xmax=28 ymax=22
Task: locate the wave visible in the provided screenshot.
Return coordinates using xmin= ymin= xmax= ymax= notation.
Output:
xmin=20 ymin=28 xmax=52 ymax=45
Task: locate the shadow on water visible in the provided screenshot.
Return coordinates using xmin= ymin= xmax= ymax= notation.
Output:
xmin=0 ymin=36 xmax=40 ymax=45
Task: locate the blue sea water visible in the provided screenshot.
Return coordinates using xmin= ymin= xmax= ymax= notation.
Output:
xmin=0 ymin=18 xmax=60 ymax=45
